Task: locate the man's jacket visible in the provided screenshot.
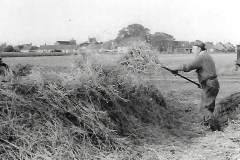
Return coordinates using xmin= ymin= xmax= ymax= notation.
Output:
xmin=181 ymin=51 xmax=217 ymax=85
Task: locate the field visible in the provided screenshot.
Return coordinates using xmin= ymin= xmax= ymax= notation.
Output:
xmin=1 ymin=51 xmax=240 ymax=159
xmin=3 ymin=52 xmax=238 ymax=72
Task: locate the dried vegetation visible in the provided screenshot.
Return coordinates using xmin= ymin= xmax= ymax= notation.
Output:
xmin=0 ymin=41 xmax=179 ymax=159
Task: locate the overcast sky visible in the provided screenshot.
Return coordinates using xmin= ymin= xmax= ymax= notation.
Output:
xmin=0 ymin=0 xmax=240 ymax=46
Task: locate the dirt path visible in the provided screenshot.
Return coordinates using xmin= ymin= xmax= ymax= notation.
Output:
xmin=139 ymin=76 xmax=240 ymax=160
xmin=142 ymin=124 xmax=240 ymax=160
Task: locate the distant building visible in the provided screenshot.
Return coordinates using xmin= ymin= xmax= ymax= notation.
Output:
xmin=13 ymin=46 xmax=22 ymax=52
xmin=173 ymin=41 xmax=192 ymax=54
xmin=224 ymin=42 xmax=235 ymax=52
xmin=151 ymin=40 xmax=174 ymax=53
xmin=54 ymin=41 xmax=71 ymax=45
xmin=151 ymin=40 xmax=192 ymax=53
xmin=79 ymin=41 xmax=90 ymax=47
xmin=38 ymin=45 xmax=78 ymax=53
xmin=89 ymin=37 xmax=97 ymax=44
xmin=98 ymin=40 xmax=118 ymax=53
xmin=21 ymin=45 xmax=38 ymax=53
xmin=205 ymin=42 xmax=215 ymax=52
xmin=215 ymin=42 xmax=226 ymax=52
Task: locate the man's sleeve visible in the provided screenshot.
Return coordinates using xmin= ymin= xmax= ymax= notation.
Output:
xmin=182 ymin=55 xmax=202 ymax=72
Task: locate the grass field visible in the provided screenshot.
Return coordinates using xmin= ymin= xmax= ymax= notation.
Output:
xmin=3 ymin=52 xmax=238 ymax=71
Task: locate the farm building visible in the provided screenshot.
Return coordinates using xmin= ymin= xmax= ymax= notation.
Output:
xmin=81 ymin=40 xmax=118 ymax=54
xmin=173 ymin=41 xmax=192 ymax=54
xmin=151 ymin=40 xmax=174 ymax=53
xmin=99 ymin=40 xmax=117 ymax=53
xmin=151 ymin=40 xmax=192 ymax=53
xmin=38 ymin=45 xmax=79 ymax=53
xmin=224 ymin=42 xmax=235 ymax=52
xmin=88 ymin=37 xmax=97 ymax=44
xmin=13 ymin=46 xmax=22 ymax=52
xmin=21 ymin=45 xmax=38 ymax=53
xmin=79 ymin=41 xmax=90 ymax=47
xmin=173 ymin=46 xmax=192 ymax=54
xmin=215 ymin=42 xmax=226 ymax=52
xmin=205 ymin=42 xmax=215 ymax=52
xmin=54 ymin=41 xmax=71 ymax=45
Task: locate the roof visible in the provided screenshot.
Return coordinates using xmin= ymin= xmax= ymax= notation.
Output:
xmin=173 ymin=41 xmax=192 ymax=48
xmin=224 ymin=42 xmax=235 ymax=49
xmin=215 ymin=43 xmax=226 ymax=50
xmin=13 ymin=46 xmax=21 ymax=50
xmin=38 ymin=45 xmax=78 ymax=50
xmin=174 ymin=46 xmax=192 ymax=49
xmin=55 ymin=41 xmax=71 ymax=45
xmin=79 ymin=42 xmax=90 ymax=47
xmin=205 ymin=42 xmax=215 ymax=49
xmin=21 ymin=45 xmax=33 ymax=51
xmin=89 ymin=37 xmax=97 ymax=43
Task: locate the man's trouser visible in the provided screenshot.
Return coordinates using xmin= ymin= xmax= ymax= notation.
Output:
xmin=199 ymin=78 xmax=220 ymax=122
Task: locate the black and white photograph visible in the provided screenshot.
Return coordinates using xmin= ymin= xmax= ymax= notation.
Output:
xmin=0 ymin=0 xmax=240 ymax=159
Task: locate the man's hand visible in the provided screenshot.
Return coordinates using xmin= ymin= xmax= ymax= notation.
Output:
xmin=170 ymin=69 xmax=178 ymax=75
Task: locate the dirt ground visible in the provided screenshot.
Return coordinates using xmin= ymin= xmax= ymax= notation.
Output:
xmin=139 ymin=75 xmax=240 ymax=160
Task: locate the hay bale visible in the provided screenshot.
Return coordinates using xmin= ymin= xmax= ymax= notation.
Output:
xmin=217 ymin=92 xmax=240 ymax=125
xmin=0 ymin=61 xmax=178 ymax=159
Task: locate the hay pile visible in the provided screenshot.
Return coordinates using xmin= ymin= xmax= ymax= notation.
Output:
xmin=118 ymin=40 xmax=163 ymax=75
xmin=217 ymin=92 xmax=240 ymax=125
xmin=0 ymin=52 xmax=177 ymax=159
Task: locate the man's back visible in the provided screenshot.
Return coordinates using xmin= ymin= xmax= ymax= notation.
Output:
xmin=196 ymin=52 xmax=217 ymax=83
xmin=183 ymin=51 xmax=217 ymax=84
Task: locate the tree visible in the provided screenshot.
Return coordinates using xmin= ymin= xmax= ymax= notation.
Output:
xmin=18 ymin=45 xmax=24 ymax=50
xmin=150 ymin=32 xmax=175 ymax=42
xmin=150 ymin=32 xmax=175 ymax=52
xmin=116 ymin=24 xmax=150 ymax=43
xmin=4 ymin=45 xmax=14 ymax=52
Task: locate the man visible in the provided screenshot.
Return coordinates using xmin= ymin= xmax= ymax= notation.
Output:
xmin=171 ymin=40 xmax=221 ymax=131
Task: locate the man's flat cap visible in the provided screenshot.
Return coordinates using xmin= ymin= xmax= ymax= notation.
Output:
xmin=193 ymin=40 xmax=205 ymax=50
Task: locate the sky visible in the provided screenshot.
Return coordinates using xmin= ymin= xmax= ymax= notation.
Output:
xmin=0 ymin=0 xmax=240 ymax=46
